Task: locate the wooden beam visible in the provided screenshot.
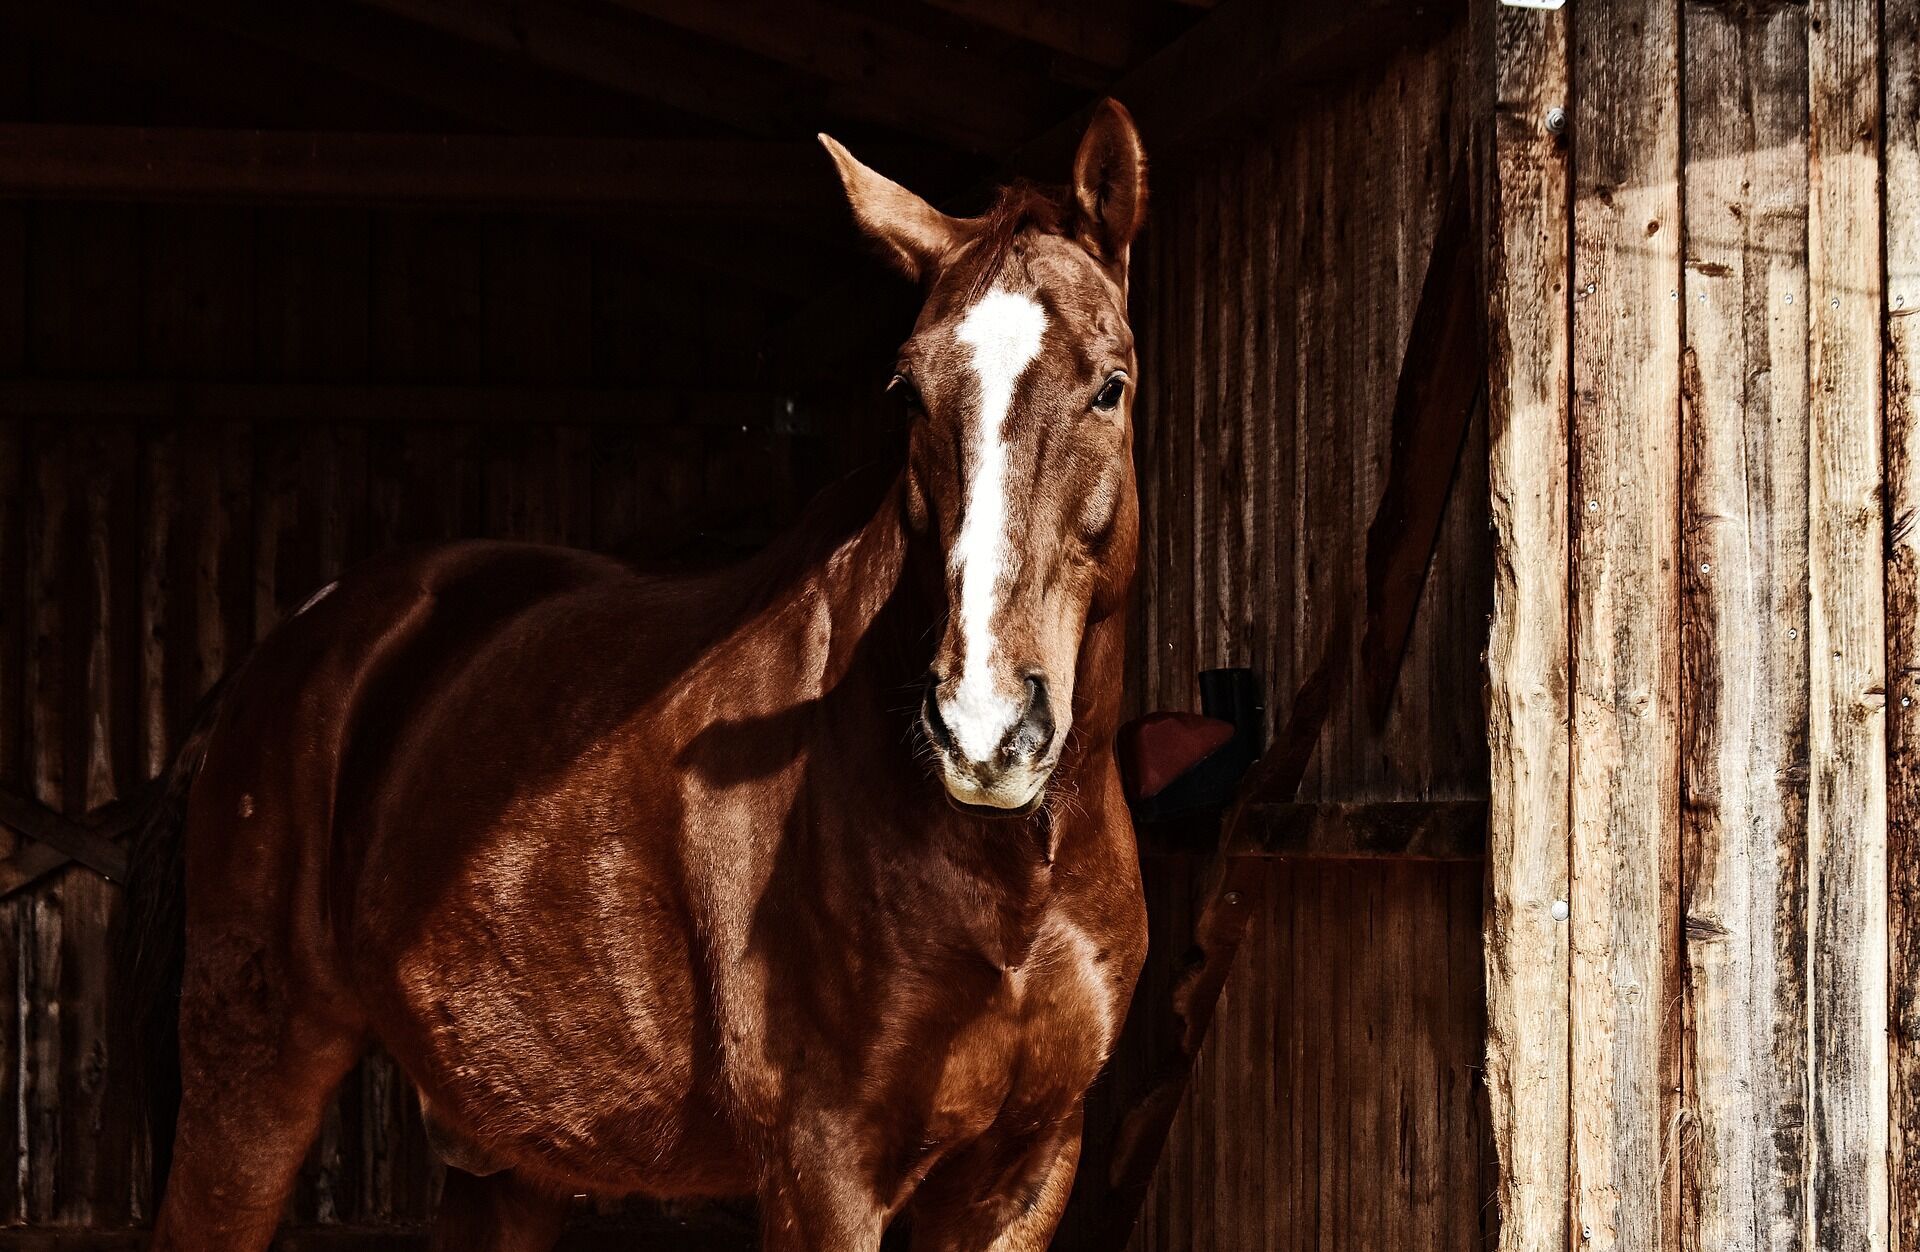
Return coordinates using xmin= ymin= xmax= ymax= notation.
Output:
xmin=145 ymin=0 xmax=682 ymax=138
xmin=924 ymin=0 xmax=1137 ymax=69
xmin=606 ymin=0 xmax=1072 ymax=156
xmin=0 ymin=380 xmax=800 ymax=430
xmin=0 ymin=2 xmax=451 ymax=133
xmin=350 ymin=0 xmax=979 ymax=160
xmin=1883 ymin=0 xmax=1920 ymax=1241
xmin=0 ymin=125 xmax=924 ymax=213
xmin=1806 ymin=0 xmax=1891 ymax=1245
xmin=1361 ymin=158 xmax=1485 ymax=725
xmin=0 ymin=787 xmax=132 ymax=885
xmin=1479 ymin=1 xmax=1572 ymax=1249
xmin=1140 ymin=800 xmax=1488 ymax=861
xmin=1676 ymin=3 xmax=1812 ymax=1247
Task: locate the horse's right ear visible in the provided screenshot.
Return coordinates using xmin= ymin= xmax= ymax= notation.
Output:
xmin=820 ymin=135 xmax=964 ymax=284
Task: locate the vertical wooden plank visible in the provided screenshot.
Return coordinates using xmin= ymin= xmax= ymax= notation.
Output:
xmin=370 ymin=211 xmax=486 ymax=383
xmin=1677 ymin=5 xmax=1812 ymax=1250
xmin=1807 ymin=1 xmax=1891 ymax=1249
xmin=27 ymin=204 xmax=143 ymax=377
xmin=1482 ymin=1 xmax=1573 ymax=1248
xmin=141 ymin=421 xmax=255 ymax=776
xmin=27 ymin=422 xmax=140 ymax=1225
xmin=254 ymin=209 xmax=371 ymax=381
xmin=482 ymin=217 xmax=593 ymax=384
xmin=1886 ymin=4 xmax=1920 ymax=1245
xmin=144 ymin=207 xmax=258 ymax=379
xmin=1568 ymin=0 xmax=1685 ymax=1247
xmin=254 ymin=422 xmax=369 ymax=636
xmin=0 ymin=204 xmax=22 ymax=375
xmin=0 ymin=418 xmax=24 ymax=1224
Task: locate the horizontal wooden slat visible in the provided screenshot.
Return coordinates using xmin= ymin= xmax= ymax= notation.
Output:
xmin=1138 ymin=800 xmax=1487 ymax=861
xmin=0 ymin=380 xmax=797 ymax=429
xmin=0 ymin=125 xmax=926 ymax=212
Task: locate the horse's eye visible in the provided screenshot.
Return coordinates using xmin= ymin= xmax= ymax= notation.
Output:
xmin=887 ymin=373 xmax=923 ymax=414
xmin=1092 ymin=374 xmax=1127 ymax=412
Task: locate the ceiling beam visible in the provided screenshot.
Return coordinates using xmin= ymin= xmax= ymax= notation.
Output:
xmin=922 ymin=0 xmax=1138 ymax=69
xmin=0 ymin=125 xmax=928 ymax=214
xmin=0 ymin=2 xmax=455 ymax=132
xmin=142 ymin=0 xmax=684 ymax=138
xmin=346 ymin=0 xmax=834 ymax=140
xmin=604 ymin=0 xmax=1072 ymax=155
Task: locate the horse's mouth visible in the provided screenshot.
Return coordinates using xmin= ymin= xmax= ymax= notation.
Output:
xmin=945 ymin=790 xmax=1047 ymax=820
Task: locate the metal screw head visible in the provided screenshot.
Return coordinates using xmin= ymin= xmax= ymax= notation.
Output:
xmin=1700 ymin=562 xmax=1711 ymax=574
xmin=1832 ymin=297 xmax=1841 ymax=308
xmin=1587 ymin=499 xmax=1600 ymax=512
xmin=1582 ymin=1226 xmax=1594 ymax=1242
xmin=1551 ymin=899 xmax=1570 ymax=922
xmin=1785 ymin=293 xmax=1794 ymax=304
xmin=1788 ymin=628 xmax=1799 ymax=639
xmin=1224 ymin=891 xmax=1243 ymax=907
xmin=1903 ymin=695 xmax=1913 ymax=709
xmin=1545 ymin=107 xmax=1568 ymax=135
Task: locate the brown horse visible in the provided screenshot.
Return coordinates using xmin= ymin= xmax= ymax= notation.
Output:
xmin=127 ymin=99 xmax=1150 ymax=1252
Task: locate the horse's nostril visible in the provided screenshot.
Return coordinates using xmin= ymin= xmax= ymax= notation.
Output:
xmin=921 ymin=677 xmax=955 ymax=753
xmin=1001 ymin=675 xmax=1055 ymax=763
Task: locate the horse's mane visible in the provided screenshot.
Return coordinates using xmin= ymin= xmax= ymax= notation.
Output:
xmin=964 ymin=181 xmax=1071 ymax=300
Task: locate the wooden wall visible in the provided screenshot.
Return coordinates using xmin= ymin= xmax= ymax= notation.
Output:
xmin=1121 ymin=29 xmax=1495 ymax=1252
xmin=0 ymin=191 xmax=809 ymax=1231
xmin=1482 ymin=2 xmax=1919 ymax=1250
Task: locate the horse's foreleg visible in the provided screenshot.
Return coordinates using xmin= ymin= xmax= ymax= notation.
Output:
xmin=757 ymin=1126 xmax=887 ymax=1252
xmin=431 ymin=1169 xmax=570 ymax=1252
xmin=150 ymin=933 xmax=362 ymax=1252
xmin=906 ymin=1112 xmax=1082 ymax=1252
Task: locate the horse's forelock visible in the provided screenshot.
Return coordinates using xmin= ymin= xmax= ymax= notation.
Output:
xmin=961 ymin=183 xmax=1071 ymax=302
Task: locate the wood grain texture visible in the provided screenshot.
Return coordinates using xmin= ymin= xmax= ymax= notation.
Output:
xmin=1129 ymin=32 xmax=1485 ymax=803
xmin=1482 ymin=3 xmax=1572 ymax=1250
xmin=1887 ymin=5 xmax=1920 ymax=1247
xmin=1807 ymin=1 xmax=1892 ymax=1249
xmin=1568 ymin=2 xmax=1684 ymax=1248
xmin=1128 ymin=861 xmax=1490 ymax=1252
xmin=1677 ymin=5 xmax=1812 ymax=1250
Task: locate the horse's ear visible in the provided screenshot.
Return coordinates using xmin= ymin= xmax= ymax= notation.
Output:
xmin=819 ymin=134 xmax=964 ymax=284
xmin=1072 ymin=98 xmax=1148 ymax=265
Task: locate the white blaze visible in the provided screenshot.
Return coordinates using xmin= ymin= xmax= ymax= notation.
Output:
xmin=948 ymin=289 xmax=1047 ymax=762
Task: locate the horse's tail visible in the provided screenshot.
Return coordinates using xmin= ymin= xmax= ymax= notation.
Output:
xmin=113 ymin=674 xmax=230 ymax=1207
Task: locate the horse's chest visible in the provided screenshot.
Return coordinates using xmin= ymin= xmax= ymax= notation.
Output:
xmin=924 ymin=912 xmax=1124 ymax=1138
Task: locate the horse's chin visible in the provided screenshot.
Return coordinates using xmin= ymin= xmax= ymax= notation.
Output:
xmin=944 ymin=790 xmax=1047 ymax=820
xmin=938 ymin=771 xmax=1052 ymax=818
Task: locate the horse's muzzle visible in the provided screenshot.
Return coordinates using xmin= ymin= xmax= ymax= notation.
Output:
xmin=921 ymin=672 xmax=1059 ymax=812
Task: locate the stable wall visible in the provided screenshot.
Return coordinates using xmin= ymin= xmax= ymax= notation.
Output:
xmin=1115 ymin=28 xmax=1496 ymax=1252
xmin=1483 ymin=2 xmax=1920 ymax=1250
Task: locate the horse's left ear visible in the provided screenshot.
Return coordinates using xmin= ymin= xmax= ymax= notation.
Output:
xmin=820 ymin=134 xmax=965 ymax=284
xmin=1072 ymin=99 xmax=1148 ymax=265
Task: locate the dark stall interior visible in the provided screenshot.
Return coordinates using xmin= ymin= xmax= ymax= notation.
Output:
xmin=0 ymin=3 xmax=1492 ymax=1249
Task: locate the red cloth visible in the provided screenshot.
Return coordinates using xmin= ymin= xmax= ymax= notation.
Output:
xmin=1116 ymin=712 xmax=1236 ymax=801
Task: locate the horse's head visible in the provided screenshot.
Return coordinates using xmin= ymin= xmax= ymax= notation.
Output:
xmin=823 ymin=100 xmax=1146 ymax=815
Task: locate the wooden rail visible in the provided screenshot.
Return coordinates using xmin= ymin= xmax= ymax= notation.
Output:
xmin=0 ymin=125 xmax=929 ymax=214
